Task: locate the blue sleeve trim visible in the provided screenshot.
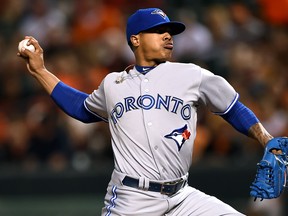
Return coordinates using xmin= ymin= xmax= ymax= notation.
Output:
xmin=220 ymin=100 xmax=259 ymax=135
xmin=84 ymin=100 xmax=108 ymax=122
xmin=213 ymin=93 xmax=239 ymax=115
xmin=50 ymin=81 xmax=103 ymax=123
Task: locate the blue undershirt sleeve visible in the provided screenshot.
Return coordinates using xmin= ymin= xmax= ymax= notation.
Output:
xmin=50 ymin=81 xmax=102 ymax=123
xmin=220 ymin=100 xmax=259 ymax=135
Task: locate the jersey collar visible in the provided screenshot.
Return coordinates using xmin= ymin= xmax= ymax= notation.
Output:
xmin=135 ymin=65 xmax=156 ymax=74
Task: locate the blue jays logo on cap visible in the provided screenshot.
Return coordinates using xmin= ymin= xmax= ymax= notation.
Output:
xmin=126 ymin=8 xmax=186 ymax=44
xmin=165 ymin=124 xmax=191 ymax=151
xmin=151 ymin=9 xmax=167 ymax=19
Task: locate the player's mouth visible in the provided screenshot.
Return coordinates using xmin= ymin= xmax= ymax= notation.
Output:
xmin=164 ymin=42 xmax=173 ymax=50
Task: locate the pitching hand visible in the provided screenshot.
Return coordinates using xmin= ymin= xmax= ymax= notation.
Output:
xmin=17 ymin=36 xmax=46 ymax=77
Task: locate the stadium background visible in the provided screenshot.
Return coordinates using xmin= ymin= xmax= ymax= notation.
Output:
xmin=0 ymin=0 xmax=288 ymax=215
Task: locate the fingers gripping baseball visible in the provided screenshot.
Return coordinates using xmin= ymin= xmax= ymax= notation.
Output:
xmin=18 ymin=36 xmax=46 ymax=76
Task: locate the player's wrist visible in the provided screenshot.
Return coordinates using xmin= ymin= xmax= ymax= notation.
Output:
xmin=31 ymin=68 xmax=60 ymax=94
xmin=248 ymin=123 xmax=273 ymax=147
xmin=31 ymin=67 xmax=50 ymax=79
xmin=27 ymin=64 xmax=44 ymax=76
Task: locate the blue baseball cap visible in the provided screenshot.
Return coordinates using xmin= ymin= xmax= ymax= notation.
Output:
xmin=126 ymin=8 xmax=186 ymax=44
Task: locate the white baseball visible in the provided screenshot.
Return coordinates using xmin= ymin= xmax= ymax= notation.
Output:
xmin=18 ymin=39 xmax=36 ymax=54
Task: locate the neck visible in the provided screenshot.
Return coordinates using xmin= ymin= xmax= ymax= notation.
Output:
xmin=135 ymin=59 xmax=166 ymax=67
xmin=134 ymin=54 xmax=167 ymax=67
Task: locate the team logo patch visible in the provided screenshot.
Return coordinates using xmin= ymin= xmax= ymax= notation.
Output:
xmin=151 ymin=9 xmax=167 ymax=19
xmin=165 ymin=124 xmax=191 ymax=151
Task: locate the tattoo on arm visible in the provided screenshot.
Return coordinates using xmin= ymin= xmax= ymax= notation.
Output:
xmin=248 ymin=123 xmax=273 ymax=147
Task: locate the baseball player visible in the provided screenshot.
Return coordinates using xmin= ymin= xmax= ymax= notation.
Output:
xmin=18 ymin=7 xmax=279 ymax=216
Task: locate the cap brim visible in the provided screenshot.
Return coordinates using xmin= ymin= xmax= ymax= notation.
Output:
xmin=144 ymin=21 xmax=186 ymax=35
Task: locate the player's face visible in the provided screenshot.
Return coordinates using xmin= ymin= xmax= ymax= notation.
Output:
xmin=136 ymin=26 xmax=174 ymax=66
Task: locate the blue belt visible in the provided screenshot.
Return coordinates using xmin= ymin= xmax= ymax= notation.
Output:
xmin=122 ymin=176 xmax=187 ymax=196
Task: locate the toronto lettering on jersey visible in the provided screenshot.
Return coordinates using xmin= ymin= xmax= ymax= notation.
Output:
xmin=110 ymin=94 xmax=192 ymax=124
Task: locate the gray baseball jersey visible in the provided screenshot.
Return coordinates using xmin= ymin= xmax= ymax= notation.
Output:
xmin=85 ymin=61 xmax=238 ymax=181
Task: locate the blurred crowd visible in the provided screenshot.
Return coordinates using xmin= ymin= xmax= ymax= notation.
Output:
xmin=0 ymin=0 xmax=287 ymax=174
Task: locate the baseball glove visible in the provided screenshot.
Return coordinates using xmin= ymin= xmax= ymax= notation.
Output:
xmin=250 ymin=137 xmax=288 ymax=200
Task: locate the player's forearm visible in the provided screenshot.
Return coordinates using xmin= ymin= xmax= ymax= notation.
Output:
xmin=248 ymin=122 xmax=273 ymax=147
xmin=32 ymin=68 xmax=60 ymax=95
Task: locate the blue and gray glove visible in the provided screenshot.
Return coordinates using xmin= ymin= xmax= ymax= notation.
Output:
xmin=250 ymin=137 xmax=288 ymax=200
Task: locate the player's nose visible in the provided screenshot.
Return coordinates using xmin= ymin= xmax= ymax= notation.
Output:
xmin=163 ymin=32 xmax=172 ymax=41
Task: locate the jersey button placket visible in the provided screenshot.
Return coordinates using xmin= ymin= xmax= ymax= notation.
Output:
xmin=140 ymin=77 xmax=156 ymax=156
xmin=141 ymin=78 xmax=152 ymax=129
xmin=144 ymin=78 xmax=149 ymax=93
xmin=141 ymin=77 xmax=165 ymax=177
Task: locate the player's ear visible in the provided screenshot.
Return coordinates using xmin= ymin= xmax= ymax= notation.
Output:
xmin=130 ymin=35 xmax=140 ymax=47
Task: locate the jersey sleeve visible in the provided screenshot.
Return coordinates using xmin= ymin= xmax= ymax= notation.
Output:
xmin=84 ymin=79 xmax=108 ymax=122
xmin=198 ymin=68 xmax=239 ymax=114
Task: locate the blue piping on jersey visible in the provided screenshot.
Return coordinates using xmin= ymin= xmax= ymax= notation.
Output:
xmin=84 ymin=100 xmax=108 ymax=123
xmin=213 ymin=93 xmax=239 ymax=115
xmin=220 ymin=100 xmax=259 ymax=135
xmin=105 ymin=185 xmax=118 ymax=216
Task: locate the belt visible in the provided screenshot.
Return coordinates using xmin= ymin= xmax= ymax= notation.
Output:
xmin=122 ymin=176 xmax=187 ymax=196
